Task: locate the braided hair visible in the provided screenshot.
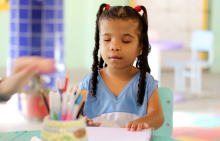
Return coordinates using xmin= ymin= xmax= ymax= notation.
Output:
xmin=91 ymin=4 xmax=151 ymax=105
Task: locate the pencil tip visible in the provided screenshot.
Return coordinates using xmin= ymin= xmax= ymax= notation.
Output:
xmin=56 ymin=78 xmax=63 ymax=89
xmin=66 ymin=72 xmax=69 ymax=77
xmin=40 ymin=88 xmax=44 ymax=93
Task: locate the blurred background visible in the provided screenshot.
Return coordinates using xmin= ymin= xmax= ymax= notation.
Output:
xmin=0 ymin=0 xmax=220 ymax=140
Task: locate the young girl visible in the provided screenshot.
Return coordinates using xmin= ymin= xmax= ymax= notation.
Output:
xmin=80 ymin=3 xmax=164 ymax=132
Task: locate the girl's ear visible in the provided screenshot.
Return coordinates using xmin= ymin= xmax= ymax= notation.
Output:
xmin=138 ymin=44 xmax=143 ymax=56
xmin=138 ymin=50 xmax=143 ymax=56
xmin=140 ymin=43 xmax=143 ymax=49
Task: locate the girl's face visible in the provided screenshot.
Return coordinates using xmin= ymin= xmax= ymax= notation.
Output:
xmin=99 ymin=19 xmax=142 ymax=69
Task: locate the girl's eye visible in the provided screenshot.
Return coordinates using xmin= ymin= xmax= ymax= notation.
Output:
xmin=104 ymin=40 xmax=111 ymax=42
xmin=123 ymin=41 xmax=131 ymax=43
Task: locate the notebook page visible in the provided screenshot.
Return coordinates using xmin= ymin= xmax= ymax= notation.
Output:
xmin=87 ymin=127 xmax=154 ymax=141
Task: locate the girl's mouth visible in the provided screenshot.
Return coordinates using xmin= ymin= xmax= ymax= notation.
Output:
xmin=110 ymin=55 xmax=122 ymax=60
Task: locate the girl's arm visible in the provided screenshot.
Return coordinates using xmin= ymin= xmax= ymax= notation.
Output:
xmin=122 ymin=88 xmax=164 ymax=131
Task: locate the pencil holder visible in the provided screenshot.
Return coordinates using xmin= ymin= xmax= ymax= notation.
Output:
xmin=41 ymin=115 xmax=88 ymax=141
xmin=20 ymin=90 xmax=49 ymax=120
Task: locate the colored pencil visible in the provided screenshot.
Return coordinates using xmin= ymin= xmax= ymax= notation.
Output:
xmin=77 ymin=102 xmax=85 ymax=119
xmin=56 ymin=78 xmax=63 ymax=94
xmin=40 ymin=88 xmax=50 ymax=114
xmin=76 ymin=90 xmax=88 ymax=118
xmin=63 ymin=72 xmax=69 ymax=92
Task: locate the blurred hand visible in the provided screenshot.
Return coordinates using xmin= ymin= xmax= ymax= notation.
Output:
xmin=0 ymin=56 xmax=56 ymax=98
xmin=84 ymin=116 xmax=101 ymax=127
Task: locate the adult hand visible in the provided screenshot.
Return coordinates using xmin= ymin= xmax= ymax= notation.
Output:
xmin=0 ymin=56 xmax=56 ymax=98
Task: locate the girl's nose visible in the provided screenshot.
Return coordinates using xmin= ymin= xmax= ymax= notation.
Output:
xmin=110 ymin=41 xmax=121 ymax=51
xmin=110 ymin=47 xmax=120 ymax=51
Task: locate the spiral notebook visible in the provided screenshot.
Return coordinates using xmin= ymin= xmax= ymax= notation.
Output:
xmin=87 ymin=127 xmax=154 ymax=141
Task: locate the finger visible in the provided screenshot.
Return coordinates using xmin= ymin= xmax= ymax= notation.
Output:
xmin=17 ymin=64 xmax=37 ymax=81
xmin=84 ymin=116 xmax=88 ymax=120
xmin=15 ymin=64 xmax=37 ymax=80
xmin=37 ymin=59 xmax=55 ymax=72
xmin=13 ymin=57 xmax=41 ymax=73
xmin=88 ymin=120 xmax=93 ymax=124
xmin=137 ymin=123 xmax=143 ymax=131
xmin=131 ymin=122 xmax=138 ymax=132
xmin=143 ymin=123 xmax=149 ymax=129
xmin=13 ymin=57 xmax=55 ymax=74
xmin=10 ymin=65 xmax=37 ymax=93
xmin=120 ymin=126 xmax=126 ymax=128
xmin=126 ymin=121 xmax=133 ymax=131
xmin=93 ymin=122 xmax=101 ymax=127
xmin=37 ymin=66 xmax=56 ymax=74
xmin=84 ymin=116 xmax=93 ymax=124
xmin=84 ymin=116 xmax=91 ymax=122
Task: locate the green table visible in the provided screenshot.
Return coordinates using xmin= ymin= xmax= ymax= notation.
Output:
xmin=0 ymin=130 xmax=180 ymax=141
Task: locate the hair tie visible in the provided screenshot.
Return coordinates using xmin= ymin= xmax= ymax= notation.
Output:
xmin=105 ymin=4 xmax=111 ymax=10
xmin=134 ymin=5 xmax=141 ymax=12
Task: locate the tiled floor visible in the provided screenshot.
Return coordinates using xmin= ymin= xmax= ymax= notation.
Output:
xmin=0 ymin=69 xmax=220 ymax=140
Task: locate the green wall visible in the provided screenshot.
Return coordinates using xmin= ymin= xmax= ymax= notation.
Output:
xmin=64 ymin=0 xmax=86 ymax=69
xmin=0 ymin=12 xmax=9 ymax=68
xmin=209 ymin=0 xmax=220 ymax=73
xmin=0 ymin=0 xmax=128 ymax=71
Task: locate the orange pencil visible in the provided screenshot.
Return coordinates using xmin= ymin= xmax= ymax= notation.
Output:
xmin=76 ymin=90 xmax=88 ymax=118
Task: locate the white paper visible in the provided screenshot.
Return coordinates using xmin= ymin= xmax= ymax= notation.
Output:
xmin=87 ymin=127 xmax=153 ymax=141
xmin=30 ymin=127 xmax=152 ymax=141
xmin=30 ymin=136 xmax=42 ymax=141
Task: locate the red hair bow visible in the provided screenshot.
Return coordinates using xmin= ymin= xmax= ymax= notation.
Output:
xmin=134 ymin=5 xmax=141 ymax=12
xmin=105 ymin=4 xmax=111 ymax=10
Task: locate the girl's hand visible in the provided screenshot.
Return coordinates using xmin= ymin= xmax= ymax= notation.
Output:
xmin=84 ymin=116 xmax=101 ymax=127
xmin=120 ymin=120 xmax=149 ymax=132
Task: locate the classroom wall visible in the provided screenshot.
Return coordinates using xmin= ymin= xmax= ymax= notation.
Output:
xmin=64 ymin=0 xmax=86 ymax=70
xmin=0 ymin=12 xmax=9 ymax=69
xmin=2 ymin=0 xmax=217 ymax=72
xmin=135 ymin=0 xmax=204 ymax=72
xmin=209 ymin=0 xmax=220 ymax=73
